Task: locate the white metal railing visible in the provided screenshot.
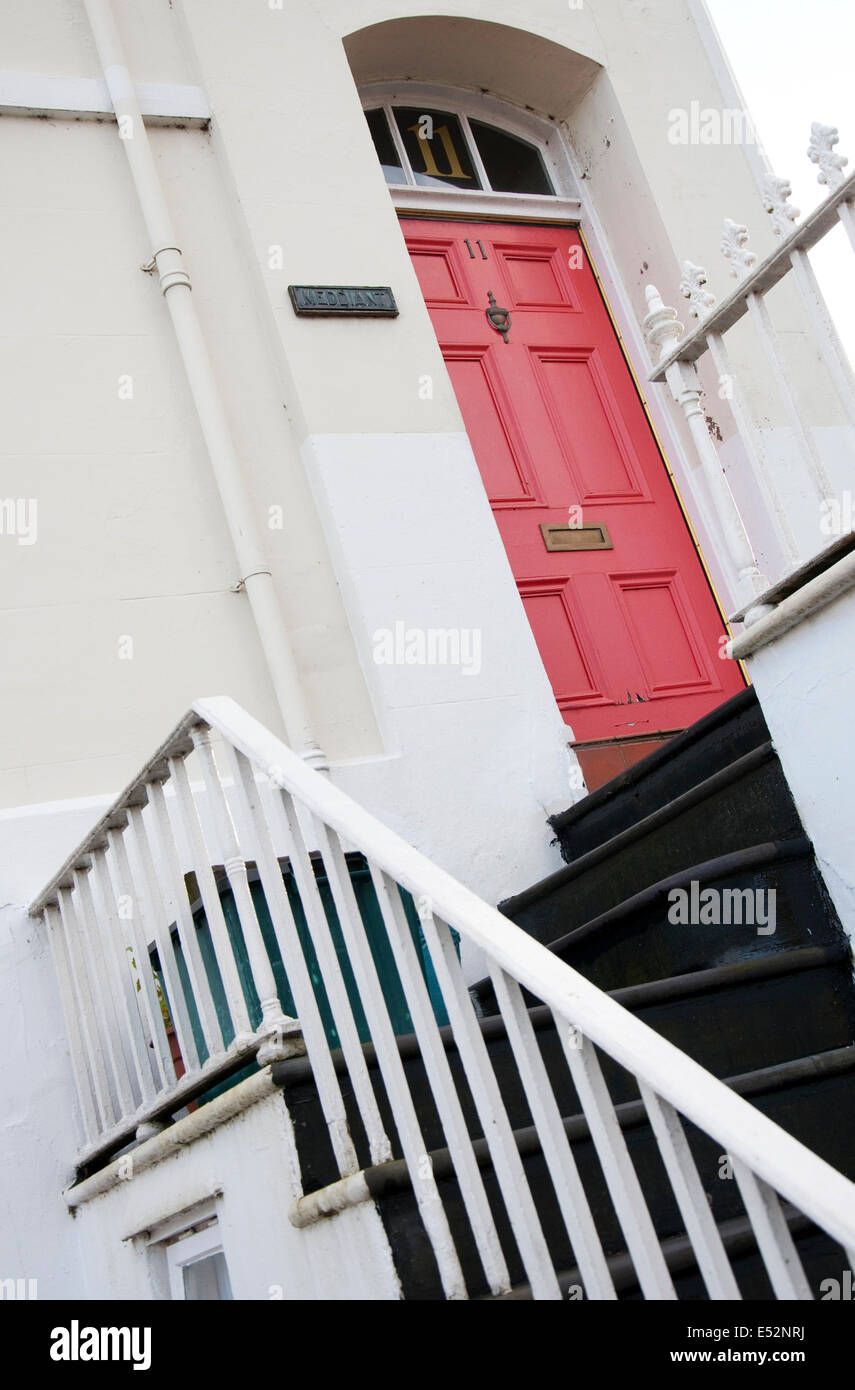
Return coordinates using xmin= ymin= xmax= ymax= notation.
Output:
xmin=30 ymin=697 xmax=855 ymax=1299
xmin=644 ymin=122 xmax=855 ymax=616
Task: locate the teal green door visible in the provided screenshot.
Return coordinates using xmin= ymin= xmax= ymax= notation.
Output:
xmin=153 ymin=855 xmax=456 ymax=1075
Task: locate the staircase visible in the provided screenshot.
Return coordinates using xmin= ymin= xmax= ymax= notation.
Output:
xmin=32 ymin=694 xmax=855 ymax=1301
xmin=272 ymin=688 xmax=855 ymax=1298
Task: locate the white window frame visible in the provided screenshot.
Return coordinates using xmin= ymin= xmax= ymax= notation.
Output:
xmin=164 ymin=1221 xmax=231 ymax=1301
xmin=360 ymin=80 xmax=582 ymax=223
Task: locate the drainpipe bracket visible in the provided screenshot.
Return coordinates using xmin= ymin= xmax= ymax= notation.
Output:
xmin=230 ymin=568 xmax=273 ymax=593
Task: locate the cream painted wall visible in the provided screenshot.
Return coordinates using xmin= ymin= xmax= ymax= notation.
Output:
xmin=0 ymin=108 xmax=381 ymax=807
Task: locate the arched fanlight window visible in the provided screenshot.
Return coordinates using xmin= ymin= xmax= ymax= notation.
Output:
xmin=364 ymin=105 xmax=555 ymax=196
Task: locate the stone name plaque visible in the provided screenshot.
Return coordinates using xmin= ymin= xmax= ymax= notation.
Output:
xmin=288 ymin=285 xmax=398 ymax=317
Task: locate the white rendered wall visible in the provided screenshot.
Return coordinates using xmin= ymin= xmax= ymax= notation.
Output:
xmin=0 ymin=800 xmax=115 ymax=1300
xmin=70 ymin=1079 xmax=402 ymax=1302
xmin=741 ymin=590 xmax=855 ymax=945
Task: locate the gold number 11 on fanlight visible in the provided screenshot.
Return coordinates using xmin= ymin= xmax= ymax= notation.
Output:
xmin=408 ymin=122 xmax=472 ymax=180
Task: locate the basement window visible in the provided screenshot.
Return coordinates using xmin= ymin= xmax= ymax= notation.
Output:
xmin=166 ymin=1225 xmax=233 ymax=1301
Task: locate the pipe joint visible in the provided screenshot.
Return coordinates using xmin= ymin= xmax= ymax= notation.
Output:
xmin=159 ymin=268 xmax=193 ymax=295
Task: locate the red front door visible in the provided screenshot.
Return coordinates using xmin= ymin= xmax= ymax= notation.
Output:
xmin=402 ymin=218 xmax=744 ymax=744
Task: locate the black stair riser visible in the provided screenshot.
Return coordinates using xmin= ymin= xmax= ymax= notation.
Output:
xmin=551 ymin=688 xmax=769 ymax=860
xmin=488 ymin=854 xmax=842 ymax=995
xmin=506 ymin=758 xmax=804 ymax=941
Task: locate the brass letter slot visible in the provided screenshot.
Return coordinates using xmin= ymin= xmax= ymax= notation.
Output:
xmin=540 ymin=522 xmax=613 ymax=552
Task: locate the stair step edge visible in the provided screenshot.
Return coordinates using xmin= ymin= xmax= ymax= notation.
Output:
xmin=492 ymin=836 xmax=814 ymax=957
xmin=503 ymin=742 xmax=784 ymax=914
xmin=285 ymin=1044 xmax=855 ymax=1218
xmin=550 ymin=686 xmax=763 ymax=837
xmin=483 ymin=1205 xmax=815 ymax=1300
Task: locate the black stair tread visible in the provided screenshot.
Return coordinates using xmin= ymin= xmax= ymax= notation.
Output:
xmin=349 ymin=1044 xmax=855 ymax=1197
xmin=274 ymin=944 xmax=850 ymax=1098
xmin=353 ymin=1048 xmax=855 ymax=1299
xmin=608 ymin=944 xmax=846 ymax=1009
xmin=480 ymin=1206 xmax=826 ymax=1300
xmin=488 ymin=848 xmax=845 ymax=993
xmin=473 ymin=941 xmax=847 ymax=1020
xmin=551 ymin=687 xmax=764 ymax=852
xmin=532 ymin=838 xmax=813 ymax=948
xmin=502 ymin=742 xmax=787 ymax=918
xmin=275 ymin=951 xmax=855 ymax=1189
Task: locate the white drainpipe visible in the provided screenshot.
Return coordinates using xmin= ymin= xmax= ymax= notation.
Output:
xmin=83 ymin=0 xmax=326 ymax=768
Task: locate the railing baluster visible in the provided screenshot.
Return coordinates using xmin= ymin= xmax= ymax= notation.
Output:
xmin=368 ymin=866 xmax=511 ymax=1296
xmin=489 ymin=967 xmax=617 ymax=1299
xmin=125 ymin=805 xmax=201 ymax=1077
xmin=746 ymin=292 xmax=834 ymax=500
xmin=190 ymin=727 xmax=293 ymax=1059
xmin=44 ymin=902 xmax=99 ymax=1145
xmin=732 ymin=1158 xmax=813 ymax=1299
xmin=73 ymin=866 xmax=137 ymax=1117
xmin=90 ymin=852 xmax=156 ymax=1106
xmin=787 ymin=248 xmax=855 ymax=435
xmin=644 ymin=287 xmax=768 ymax=606
xmin=147 ymin=775 xmax=236 ymax=1053
xmin=223 ymin=748 xmax=359 ymax=1178
xmin=275 ymin=787 xmax=393 ymax=1169
xmin=56 ymin=884 xmax=116 ymax=1132
xmin=105 ymin=825 xmax=175 ymax=1091
xmin=418 ymin=912 xmax=562 ymax=1300
xmin=302 ymin=811 xmax=470 ymax=1298
xmin=559 ymin=1028 xmax=676 ymax=1299
xmin=163 ymin=757 xmax=254 ymax=1046
xmin=705 ymin=330 xmax=801 ymax=564
xmin=639 ymin=1083 xmax=741 ymax=1300
xmin=837 ymin=200 xmax=855 ymax=254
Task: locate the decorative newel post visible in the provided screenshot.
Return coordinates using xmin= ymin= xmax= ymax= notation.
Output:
xmin=643 ymin=285 xmax=770 ymax=616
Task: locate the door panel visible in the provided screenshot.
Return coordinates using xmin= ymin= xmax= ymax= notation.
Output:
xmin=402 ymin=217 xmax=743 ymax=742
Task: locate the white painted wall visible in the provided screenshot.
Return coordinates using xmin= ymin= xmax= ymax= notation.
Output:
xmin=70 ymin=1078 xmax=402 ymax=1301
xmin=740 ymin=588 xmax=855 ymax=945
xmin=0 ymin=800 xmax=114 ymax=1300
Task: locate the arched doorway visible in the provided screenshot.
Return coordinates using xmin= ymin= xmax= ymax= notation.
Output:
xmin=355 ymin=69 xmax=744 ymax=784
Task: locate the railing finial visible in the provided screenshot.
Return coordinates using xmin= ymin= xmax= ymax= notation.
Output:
xmin=642 ymin=284 xmax=685 ymax=361
xmin=679 ymin=260 xmax=717 ymax=318
xmin=808 ymin=122 xmax=848 ymax=189
xmin=761 ymin=173 xmax=800 ymax=237
xmin=720 ymin=218 xmax=757 ymax=279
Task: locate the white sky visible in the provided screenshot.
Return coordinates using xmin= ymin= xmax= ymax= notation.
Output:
xmin=705 ymin=0 xmax=855 ymax=361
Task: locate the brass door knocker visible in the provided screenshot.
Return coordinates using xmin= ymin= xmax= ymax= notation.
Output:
xmin=486 ymin=290 xmax=511 ymax=343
